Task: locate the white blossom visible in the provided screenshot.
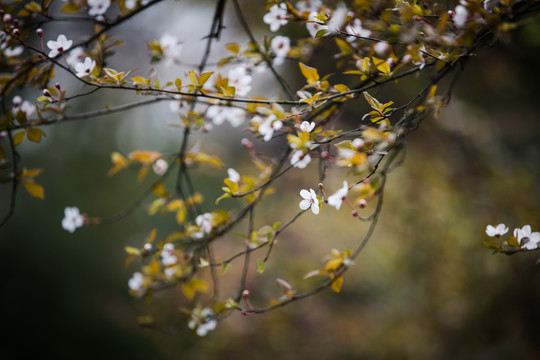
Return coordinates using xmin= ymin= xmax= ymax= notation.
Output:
xmin=152 ymin=158 xmax=168 ymax=175
xmin=299 ymin=188 xmax=320 ymax=215
xmin=454 ymin=5 xmax=468 ymax=27
xmin=485 ymin=223 xmax=508 ymax=237
xmin=61 ymin=206 xmax=84 ymax=233
xmin=263 ymin=3 xmax=288 ymax=32
xmin=228 ymin=65 xmax=252 ymax=96
xmin=306 ymin=11 xmax=328 ymax=37
xmin=66 ymin=47 xmax=86 ymax=67
xmin=206 ymin=105 xmax=246 ymax=127
xmin=258 ymin=114 xmax=282 ymax=142
xmin=271 ymin=35 xmax=290 ymax=66
xmin=298 ymin=121 xmax=316 ymax=133
xmin=346 ymin=18 xmax=372 ymax=42
xmin=128 ymin=272 xmax=146 ymax=295
xmin=12 ymin=96 xmax=34 ymax=116
xmin=291 ymin=150 xmax=311 ymax=169
xmin=88 ymin=0 xmax=110 ymax=16
xmin=47 ymin=34 xmax=73 ymax=58
xmin=188 ymin=307 xmax=217 ymax=336
xmin=327 ymin=181 xmax=349 ymax=210
xmin=227 ymin=168 xmax=240 ymax=183
xmin=514 ymin=225 xmax=540 ymax=250
xmin=74 ymin=57 xmax=96 ymax=78
xmin=161 ymin=243 xmax=178 ymax=266
xmin=4 ymin=46 xmax=23 ymax=57
xmin=296 ymin=0 xmax=322 ymax=13
xmin=196 ymin=213 xmax=213 ymax=234
xmin=159 ymin=33 xmax=182 ymax=65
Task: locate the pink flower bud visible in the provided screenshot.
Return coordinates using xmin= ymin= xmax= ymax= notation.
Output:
xmin=36 ymin=28 xmax=43 ymax=37
xmin=358 ymin=199 xmax=367 ymax=208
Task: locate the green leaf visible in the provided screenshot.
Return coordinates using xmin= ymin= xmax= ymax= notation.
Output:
xmin=256 ymin=259 xmax=265 ymax=274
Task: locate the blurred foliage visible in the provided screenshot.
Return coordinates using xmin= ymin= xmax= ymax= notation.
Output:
xmin=1 ymin=3 xmax=540 ymax=360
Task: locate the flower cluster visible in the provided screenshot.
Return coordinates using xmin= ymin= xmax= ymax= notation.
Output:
xmin=485 ymin=224 xmax=540 ymax=251
xmin=61 ymin=207 xmax=84 ymax=233
xmin=188 ymin=307 xmax=217 ymax=336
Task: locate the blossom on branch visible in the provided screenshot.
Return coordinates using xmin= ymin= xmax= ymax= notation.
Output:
xmin=485 ymin=223 xmax=508 ymax=237
xmin=291 ymin=150 xmax=311 ymax=169
xmin=271 ymin=35 xmax=290 ymax=66
xmin=47 ymin=34 xmax=72 ymax=58
xmin=327 ymin=181 xmax=349 ymax=210
xmin=258 ymin=114 xmax=283 ymax=142
xmin=74 ymin=57 xmax=96 ymax=78
xmin=61 ymin=206 xmax=84 ymax=233
xmin=188 ymin=307 xmax=217 ymax=336
xmin=514 ymin=225 xmax=540 ymax=250
xmin=152 ymin=158 xmax=168 ymax=175
xmin=88 ymin=0 xmax=111 ymax=16
xmin=228 ymin=65 xmax=252 ymax=96
xmin=263 ymin=3 xmax=288 ymax=32
xmin=299 ymin=188 xmax=320 ymax=215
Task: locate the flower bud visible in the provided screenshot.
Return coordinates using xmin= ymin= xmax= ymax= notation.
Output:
xmin=36 ymin=28 xmax=43 ymax=37
xmin=358 ymin=199 xmax=367 ymax=208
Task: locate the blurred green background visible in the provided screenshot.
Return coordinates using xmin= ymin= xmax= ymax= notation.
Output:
xmin=1 ymin=1 xmax=540 ymax=359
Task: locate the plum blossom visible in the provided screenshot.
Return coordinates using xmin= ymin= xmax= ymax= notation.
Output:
xmin=296 ymin=0 xmax=322 ymax=13
xmin=61 ymin=206 xmax=84 ymax=233
xmin=485 ymin=223 xmax=508 ymax=237
xmin=228 ymin=65 xmax=252 ymax=96
xmin=66 ymin=47 xmax=86 ymax=67
xmin=159 ymin=33 xmax=182 ymax=65
xmin=4 ymin=46 xmax=23 ymax=57
xmin=227 ymin=168 xmax=240 ymax=183
xmin=346 ymin=18 xmax=372 ymax=42
xmin=271 ymin=35 xmax=290 ymax=66
xmin=374 ymin=42 xmax=391 ymax=56
xmin=306 ymin=11 xmax=328 ymax=37
xmin=514 ymin=225 xmax=540 ymax=250
xmin=454 ymin=5 xmax=468 ymax=27
xmin=291 ymin=150 xmax=311 ymax=169
xmin=196 ymin=213 xmax=213 ymax=234
xmin=188 ymin=307 xmax=217 ymax=336
xmin=263 ymin=3 xmax=288 ymax=32
xmin=206 ymin=105 xmax=246 ymax=127
xmin=152 ymin=158 xmax=168 ymax=175
xmin=258 ymin=114 xmax=283 ymax=142
xmin=327 ymin=181 xmax=349 ymax=210
xmin=12 ymin=96 xmax=35 ymax=116
xmin=74 ymin=57 xmax=96 ymax=78
xmin=88 ymin=0 xmax=110 ymax=16
xmin=299 ymin=188 xmax=320 ymax=215
xmin=47 ymin=34 xmax=73 ymax=58
xmin=128 ymin=272 xmax=146 ymax=296
xmin=298 ymin=121 xmax=315 ymax=133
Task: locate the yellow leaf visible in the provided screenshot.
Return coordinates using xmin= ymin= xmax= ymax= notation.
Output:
xmin=151 ymin=182 xmax=168 ymax=198
xmin=146 ymin=228 xmax=157 ymax=244
xmin=125 ymin=246 xmax=141 ymax=256
xmin=128 ymin=150 xmax=161 ymax=164
xmin=363 ymin=91 xmax=383 ymax=112
xmin=22 ymin=180 xmax=44 ymax=199
xmin=299 ymin=62 xmax=319 ymax=85
xmin=330 ymin=275 xmax=344 ymax=293
xmin=188 ymin=69 xmax=198 ymax=85
xmin=107 ymin=152 xmax=128 ymax=177
xmin=26 ymin=128 xmax=46 ymax=143
xmin=13 ymin=130 xmax=25 ymax=146
xmin=137 ymin=165 xmax=149 ymax=182
xmin=225 ymin=42 xmax=240 ymax=54
xmin=21 ymin=168 xmax=43 ymax=178
xmin=181 ymin=278 xmax=208 ymax=299
xmin=334 ymin=84 xmax=349 ymax=93
xmin=325 ymin=257 xmax=344 ymax=272
xmin=124 ymin=255 xmax=136 ymax=268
